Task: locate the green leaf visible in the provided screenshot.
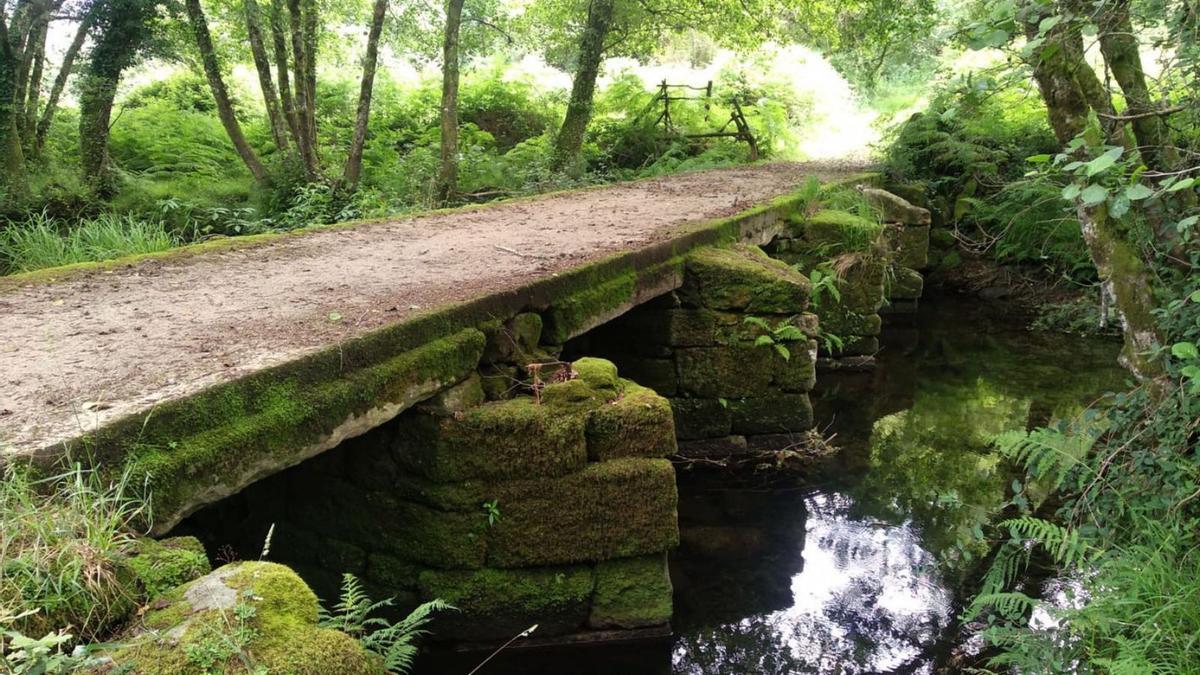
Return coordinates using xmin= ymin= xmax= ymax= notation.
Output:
xmin=1085 ymin=151 xmax=1120 ymax=177
xmin=1177 ymin=215 xmax=1199 ymax=233
xmin=1125 ymin=184 xmax=1154 ymax=201
xmin=1167 ymin=177 xmax=1196 ymax=192
xmin=1038 ymin=15 xmax=1061 ymax=33
xmin=773 ymin=344 xmax=791 ymax=361
xmin=754 ymin=335 xmax=774 ymax=347
xmin=1182 ymin=365 xmax=1200 ymax=380
xmin=1026 ymin=154 xmax=1052 ymax=164
xmin=1062 ymin=161 xmax=1084 ymax=172
xmin=1080 ymin=184 xmax=1109 ymax=206
xmin=1189 ymin=290 xmax=1200 ymax=303
xmin=1061 ymin=183 xmax=1082 ymax=200
xmin=328 ymin=312 xmax=343 ymax=322
xmin=984 ymin=28 xmax=1010 ymax=47
xmin=1109 ymin=194 xmax=1131 ymax=219
xmin=1171 ymin=342 xmax=1199 ymax=360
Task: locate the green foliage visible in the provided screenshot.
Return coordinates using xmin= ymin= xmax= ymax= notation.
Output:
xmin=884 ymin=77 xmax=1093 ymax=279
xmin=0 ymin=211 xmax=179 ymax=274
xmin=183 ymin=594 xmax=266 ymax=675
xmin=0 ymin=464 xmax=148 ymax=641
xmin=742 ymin=315 xmax=806 ymax=361
xmin=318 ymin=574 xmax=453 ymax=674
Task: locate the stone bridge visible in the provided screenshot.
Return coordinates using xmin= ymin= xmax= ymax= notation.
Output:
xmin=0 ymin=162 xmax=931 ymax=643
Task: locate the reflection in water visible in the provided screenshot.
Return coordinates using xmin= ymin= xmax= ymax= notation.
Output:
xmin=668 ymin=295 xmax=1125 ymax=675
xmin=417 ymin=296 xmax=1125 ymax=674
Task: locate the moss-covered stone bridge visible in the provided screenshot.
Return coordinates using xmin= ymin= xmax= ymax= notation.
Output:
xmin=0 ymin=162 xmax=932 ymax=645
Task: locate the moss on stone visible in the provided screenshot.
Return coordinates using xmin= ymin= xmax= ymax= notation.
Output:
xmin=586 ymin=382 xmax=677 ymax=461
xmin=393 ymin=397 xmax=587 ymax=482
xmin=729 ymin=395 xmax=814 ymax=434
xmin=818 ymin=306 xmax=883 ymax=337
xmin=889 ymin=266 xmax=924 ymax=300
xmin=588 ymin=554 xmax=673 ymax=629
xmin=679 ymin=245 xmax=811 ymax=314
xmin=418 ymin=565 xmax=594 ymax=641
xmin=616 ymin=357 xmax=678 ymax=396
xmin=670 ymin=398 xmax=732 ymax=440
xmin=482 ymin=313 xmax=544 ymax=364
xmin=416 ymin=374 xmax=485 ymax=416
xmin=374 ymin=496 xmax=489 ymax=569
xmin=572 ymin=357 xmax=621 ymax=392
xmin=365 ymin=553 xmax=422 ymax=591
xmin=110 ymin=562 xmax=375 ymax=674
xmin=675 ymin=345 xmax=776 ymax=398
xmin=885 ymin=224 xmax=931 ymax=269
xmin=479 ymin=364 xmax=519 ymax=400
xmin=543 ymin=272 xmax=638 ymax=345
xmin=776 ymin=346 xmax=817 ymax=393
xmin=127 ymin=536 xmax=212 ymax=601
xmin=798 ymin=210 xmax=882 ymax=253
xmin=118 ymin=328 xmax=486 ymax=531
xmin=486 ymin=458 xmax=679 ymax=568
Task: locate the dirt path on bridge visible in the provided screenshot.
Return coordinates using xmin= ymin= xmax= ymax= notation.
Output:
xmin=0 ymin=161 xmax=862 ymax=456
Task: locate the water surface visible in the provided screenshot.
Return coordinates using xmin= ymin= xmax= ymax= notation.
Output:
xmin=419 ymin=294 xmax=1127 ymax=674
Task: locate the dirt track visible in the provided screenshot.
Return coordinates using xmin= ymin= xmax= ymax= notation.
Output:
xmin=0 ymin=162 xmax=861 ymax=457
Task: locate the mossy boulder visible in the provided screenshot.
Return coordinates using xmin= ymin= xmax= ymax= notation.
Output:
xmin=679 ymin=245 xmax=811 ymax=314
xmin=818 ymin=306 xmax=883 ymax=337
xmin=589 ymin=554 xmax=673 ymax=629
xmin=836 ymin=256 xmax=888 ymax=313
xmin=418 ymin=565 xmax=594 ymax=640
xmin=108 ymin=562 xmax=376 ymax=674
xmin=393 ymin=397 xmax=587 ymax=482
xmin=670 ymin=398 xmax=732 ymax=440
xmin=885 ymin=224 xmax=931 ymax=270
xmin=675 ymin=345 xmax=774 ymax=398
xmin=127 ymin=536 xmax=212 ymax=601
xmin=586 ymin=382 xmax=677 ymax=461
xmin=796 ymin=210 xmax=882 ymax=253
xmin=861 ymin=188 xmax=931 ymax=225
xmin=487 ymin=458 xmax=679 ymax=568
xmin=729 ymin=395 xmax=814 ymax=434
xmin=482 ymin=313 xmax=544 ymax=364
xmin=889 ymin=266 xmax=924 ymax=300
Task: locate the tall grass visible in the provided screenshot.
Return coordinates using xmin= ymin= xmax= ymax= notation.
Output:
xmin=0 ymin=464 xmax=149 ymax=640
xmin=0 ymin=212 xmax=180 ymax=275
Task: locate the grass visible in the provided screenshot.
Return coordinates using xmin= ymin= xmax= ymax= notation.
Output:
xmin=0 ymin=212 xmax=180 ymax=275
xmin=0 ymin=464 xmax=148 ymax=641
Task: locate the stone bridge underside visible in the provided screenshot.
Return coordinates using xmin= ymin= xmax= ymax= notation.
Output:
xmin=0 ymin=163 xmax=869 ymax=524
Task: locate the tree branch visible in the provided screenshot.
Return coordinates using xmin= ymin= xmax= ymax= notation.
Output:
xmin=1096 ymin=104 xmax=1187 ymax=121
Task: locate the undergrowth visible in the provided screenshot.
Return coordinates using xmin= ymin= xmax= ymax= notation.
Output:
xmin=0 ymin=212 xmax=179 ymax=275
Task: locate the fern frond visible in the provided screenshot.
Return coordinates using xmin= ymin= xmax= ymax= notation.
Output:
xmin=1002 ymin=516 xmax=1090 ymax=566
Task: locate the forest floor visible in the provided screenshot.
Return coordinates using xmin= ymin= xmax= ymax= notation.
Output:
xmin=0 ymin=160 xmax=863 ymax=457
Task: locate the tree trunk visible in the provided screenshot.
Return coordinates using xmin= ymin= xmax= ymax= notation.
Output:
xmin=269 ymin=0 xmax=301 ymax=147
xmin=34 ymin=8 xmax=91 ymax=155
xmin=21 ymin=15 xmax=46 ymax=146
xmin=343 ymin=0 xmax=387 ymax=189
xmin=78 ymin=71 xmax=118 ymax=194
xmin=1026 ymin=6 xmax=1164 ymax=379
xmin=0 ymin=16 xmax=27 ymax=193
xmin=551 ymin=0 xmax=614 ymax=173
xmin=245 ymin=0 xmax=290 ymax=151
xmin=287 ymin=0 xmax=319 ymax=177
xmin=1097 ymin=0 xmax=1167 ymax=170
xmin=185 ymin=0 xmax=269 ymax=184
xmin=434 ymin=0 xmax=464 ymax=204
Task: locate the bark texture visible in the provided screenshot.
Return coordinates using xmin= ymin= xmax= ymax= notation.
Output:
xmin=245 ymin=0 xmax=290 ymax=151
xmin=185 ymin=0 xmax=269 ymax=184
xmin=552 ymin=0 xmax=615 ymax=173
xmin=343 ymin=0 xmax=388 ymax=188
xmin=434 ymin=0 xmax=464 ymax=203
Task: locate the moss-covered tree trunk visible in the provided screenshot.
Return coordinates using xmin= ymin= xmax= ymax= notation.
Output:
xmin=20 ymin=15 xmax=47 ymax=146
xmin=434 ymin=0 xmax=464 ymax=204
xmin=79 ymin=0 xmax=157 ymax=194
xmin=1026 ymin=7 xmax=1163 ymax=379
xmin=286 ymin=0 xmax=320 ymax=178
xmin=268 ymin=0 xmax=301 ymax=147
xmin=0 ymin=15 xmax=27 ymax=194
xmin=343 ymin=0 xmax=388 ymax=189
xmin=185 ymin=0 xmax=269 ymax=185
xmin=1097 ymin=0 xmax=1167 ymax=170
xmin=551 ymin=0 xmax=614 ymax=174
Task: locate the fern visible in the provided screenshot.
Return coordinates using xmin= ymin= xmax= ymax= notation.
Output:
xmin=994 ymin=422 xmax=1099 ymax=492
xmin=1002 ymin=516 xmax=1090 ymax=567
xmin=319 ymin=574 xmax=454 ymax=675
xmin=971 ymin=591 xmax=1039 ymax=621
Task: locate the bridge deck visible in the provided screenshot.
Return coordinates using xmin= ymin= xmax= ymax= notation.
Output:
xmin=1 ymin=162 xmax=855 ymax=459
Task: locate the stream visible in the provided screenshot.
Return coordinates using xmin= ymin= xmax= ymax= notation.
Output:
xmin=418 ymin=293 xmax=1127 ymax=674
